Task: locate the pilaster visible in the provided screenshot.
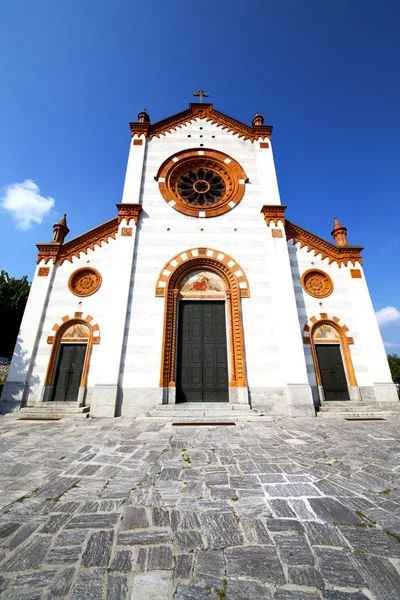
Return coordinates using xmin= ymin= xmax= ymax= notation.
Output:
xmin=0 ymin=262 xmax=56 ymax=413
xmin=120 ymin=135 xmax=147 ymax=204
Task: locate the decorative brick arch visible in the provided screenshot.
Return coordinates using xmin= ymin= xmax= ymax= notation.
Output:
xmin=158 ymin=250 xmax=249 ymax=389
xmin=303 ymin=313 xmax=357 ymax=387
xmin=156 ymin=247 xmax=250 ymax=298
xmin=44 ymin=312 xmax=100 ymax=388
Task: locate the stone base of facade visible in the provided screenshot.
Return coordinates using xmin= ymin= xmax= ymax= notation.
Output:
xmin=249 ymin=385 xmax=315 ymax=417
xmin=0 ymin=381 xmax=25 ymax=414
xmin=91 ymin=385 xmax=118 ymax=418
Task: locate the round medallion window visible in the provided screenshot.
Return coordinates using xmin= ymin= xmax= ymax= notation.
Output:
xmin=301 ymin=269 xmax=333 ymax=299
xmin=68 ymin=267 xmax=102 ymax=297
xmin=156 ymin=148 xmax=247 ymax=218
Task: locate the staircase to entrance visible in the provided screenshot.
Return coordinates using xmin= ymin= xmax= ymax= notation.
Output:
xmin=137 ymin=403 xmax=273 ymax=423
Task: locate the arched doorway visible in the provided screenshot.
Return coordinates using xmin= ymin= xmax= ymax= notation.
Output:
xmin=44 ymin=313 xmax=100 ymax=404
xmin=305 ymin=316 xmax=357 ymax=401
xmin=156 ymin=248 xmax=249 ymax=404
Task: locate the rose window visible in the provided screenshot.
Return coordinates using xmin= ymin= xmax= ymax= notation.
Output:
xmin=176 ymin=168 xmax=226 ymax=207
xmin=301 ymin=269 xmax=334 ymax=299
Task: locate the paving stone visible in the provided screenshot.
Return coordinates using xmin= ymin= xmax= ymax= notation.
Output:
xmin=0 ymin=522 xmax=20 ymax=538
xmin=36 ymin=476 xmax=79 ymax=499
xmin=202 ymin=510 xmax=243 ymax=548
xmin=308 ymin=498 xmax=362 ymax=525
xmin=352 ymin=553 xmax=400 ymax=600
xmin=304 ymin=522 xmax=346 ymax=547
xmin=241 ymin=518 xmax=273 ymax=544
xmin=39 ymin=512 xmax=71 ymax=534
xmin=314 ymin=547 xmax=364 ymax=587
xmin=275 ymin=532 xmax=314 ymax=565
xmin=174 ymin=584 xmax=216 ymax=600
xmin=110 ymin=550 xmax=133 ymax=572
xmin=2 ymin=534 xmax=52 ymax=571
xmin=230 ymin=475 xmax=260 ymax=489
xmin=147 ymin=545 xmax=173 ymax=570
xmin=322 ymin=592 xmax=370 ymax=600
xmin=274 ymin=591 xmax=321 ymax=600
xmin=82 ymin=530 xmax=114 ymax=566
xmin=288 ymin=565 xmax=324 ymax=588
xmin=269 ymin=499 xmax=297 ymax=518
xmin=3 ymin=522 xmax=39 ymax=550
xmin=151 ymin=507 xmax=170 ymax=527
xmin=121 ymin=506 xmax=149 ymax=530
xmin=225 ymin=545 xmax=285 ymax=584
xmin=174 ymin=554 xmax=193 ymax=580
xmin=131 ymin=571 xmax=171 ymax=599
xmin=338 ymin=525 xmax=400 ymax=557
xmin=226 ymin=579 xmax=272 ymax=599
xmin=180 ymin=510 xmax=201 ymax=529
xmin=70 ymin=568 xmax=105 ymax=600
xmin=118 ymin=529 xmax=170 ymax=545
xmin=266 ymin=518 xmax=304 ymax=532
xmin=107 ymin=574 xmax=128 ymax=600
xmin=65 ymin=513 xmax=119 ymax=528
xmin=263 ymin=483 xmax=322 ymax=497
xmin=174 ymin=529 xmax=204 ymax=552
xmin=48 ymin=566 xmax=76 ymax=598
xmin=194 ymin=549 xmax=225 ymax=588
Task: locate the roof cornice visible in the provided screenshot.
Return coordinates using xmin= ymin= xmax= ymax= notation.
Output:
xmin=130 ymin=103 xmax=273 ymax=142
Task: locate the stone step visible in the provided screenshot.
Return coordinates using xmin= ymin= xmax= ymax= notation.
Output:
xmin=136 ymin=414 xmax=273 ymax=423
xmin=18 ymin=405 xmax=90 ymax=420
xmin=146 ymin=409 xmax=263 ymax=418
xmin=21 ymin=404 xmax=90 ymax=413
xmin=317 ymin=411 xmax=394 ymax=419
xmin=152 ymin=403 xmax=251 ymax=411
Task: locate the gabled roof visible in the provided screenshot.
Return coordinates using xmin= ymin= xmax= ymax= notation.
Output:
xmin=130 ymin=103 xmax=273 ymax=142
xmin=285 ymin=220 xmax=363 ymax=267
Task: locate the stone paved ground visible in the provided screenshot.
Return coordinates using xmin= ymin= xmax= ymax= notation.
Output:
xmin=0 ymin=416 xmax=400 ymax=600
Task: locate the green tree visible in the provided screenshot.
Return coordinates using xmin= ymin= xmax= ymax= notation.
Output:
xmin=387 ymin=354 xmax=400 ymax=384
xmin=0 ymin=271 xmax=31 ymax=359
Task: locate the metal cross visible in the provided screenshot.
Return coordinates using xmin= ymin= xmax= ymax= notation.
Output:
xmin=193 ymin=89 xmax=209 ymax=103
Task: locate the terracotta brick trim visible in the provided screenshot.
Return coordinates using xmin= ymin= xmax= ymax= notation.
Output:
xmin=44 ymin=313 xmax=100 ymax=389
xmin=158 ymin=249 xmax=249 ymax=389
xmin=130 ymin=103 xmax=272 ymax=142
xmin=155 ymin=247 xmax=250 ymax=298
xmin=303 ymin=314 xmax=357 ymax=387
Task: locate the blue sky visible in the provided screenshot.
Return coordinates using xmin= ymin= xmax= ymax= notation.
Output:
xmin=1 ymin=1 xmax=399 ymax=350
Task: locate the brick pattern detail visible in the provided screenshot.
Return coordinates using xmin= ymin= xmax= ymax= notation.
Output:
xmin=272 ymin=229 xmax=283 ymax=238
xmin=121 ymin=228 xmax=133 ymax=236
xmin=117 ymin=203 xmax=143 ymax=226
xmin=38 ymin=267 xmax=50 ymax=276
xmin=133 ymin=139 xmax=143 ymax=145
xmin=155 ymin=247 xmax=250 ymax=298
xmin=260 ymin=142 xmax=269 ymax=148
xmin=351 ymin=269 xmax=362 ymax=278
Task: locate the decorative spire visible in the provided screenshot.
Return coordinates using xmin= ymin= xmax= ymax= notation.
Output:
xmin=137 ymin=108 xmax=150 ymax=123
xmin=252 ymin=112 xmax=264 ymax=127
xmin=52 ymin=214 xmax=69 ymax=244
xmin=331 ymin=216 xmax=348 ymax=246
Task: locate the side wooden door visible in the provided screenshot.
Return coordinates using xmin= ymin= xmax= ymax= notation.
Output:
xmin=316 ymin=344 xmax=349 ymax=401
xmin=52 ymin=343 xmax=86 ymax=402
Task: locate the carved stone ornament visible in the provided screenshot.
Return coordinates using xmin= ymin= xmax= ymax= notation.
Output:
xmin=156 ymin=149 xmax=247 ymax=218
xmin=301 ymin=269 xmax=334 ymax=299
xmin=68 ymin=267 xmax=102 ymax=297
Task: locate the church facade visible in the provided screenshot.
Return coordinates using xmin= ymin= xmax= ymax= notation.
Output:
xmin=1 ymin=102 xmax=397 ymax=418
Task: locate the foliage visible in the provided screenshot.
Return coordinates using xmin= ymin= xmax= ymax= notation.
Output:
xmin=0 ymin=271 xmax=31 ymax=359
xmin=387 ymin=354 xmax=400 ymax=384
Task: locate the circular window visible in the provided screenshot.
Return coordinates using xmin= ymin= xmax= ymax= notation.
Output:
xmin=68 ymin=267 xmax=102 ymax=297
xmin=301 ymin=269 xmax=333 ymax=299
xmin=156 ymin=148 xmax=247 ymax=218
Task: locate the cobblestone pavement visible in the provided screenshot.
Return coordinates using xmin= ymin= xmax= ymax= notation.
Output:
xmin=0 ymin=416 xmax=400 ymax=600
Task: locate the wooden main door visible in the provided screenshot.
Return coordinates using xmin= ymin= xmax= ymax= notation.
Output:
xmin=176 ymin=301 xmax=229 ymax=403
xmin=51 ymin=343 xmax=86 ymax=402
xmin=315 ymin=344 xmax=349 ymax=401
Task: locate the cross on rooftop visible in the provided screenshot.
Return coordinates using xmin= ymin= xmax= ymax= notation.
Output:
xmin=193 ymin=89 xmax=209 ymax=103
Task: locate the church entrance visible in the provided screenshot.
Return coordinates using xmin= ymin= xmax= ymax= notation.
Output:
xmin=176 ymin=301 xmax=229 ymax=403
xmin=315 ymin=345 xmax=349 ymax=401
xmin=51 ymin=343 xmax=86 ymax=402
